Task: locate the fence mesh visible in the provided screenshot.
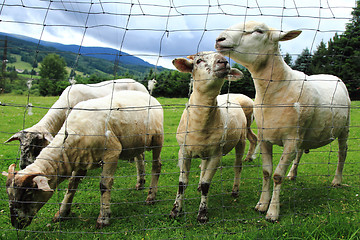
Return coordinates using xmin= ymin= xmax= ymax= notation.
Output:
xmin=0 ymin=0 xmax=359 ymax=239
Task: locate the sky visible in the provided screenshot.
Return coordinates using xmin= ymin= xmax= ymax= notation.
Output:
xmin=0 ymin=0 xmax=357 ymax=69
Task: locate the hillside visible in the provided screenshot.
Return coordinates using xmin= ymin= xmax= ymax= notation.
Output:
xmin=0 ymin=32 xmax=163 ymax=78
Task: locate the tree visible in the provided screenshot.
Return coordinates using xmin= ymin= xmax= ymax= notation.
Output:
xmin=283 ymin=53 xmax=293 ymax=68
xmin=293 ymin=47 xmax=312 ymax=75
xmin=221 ymin=63 xmax=255 ymax=98
xmin=39 ymin=54 xmax=68 ymax=96
xmin=302 ymin=0 xmax=360 ymax=99
xmin=309 ymin=40 xmax=328 ymax=74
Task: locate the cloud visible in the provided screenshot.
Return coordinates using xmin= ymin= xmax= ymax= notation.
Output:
xmin=0 ymin=0 xmax=356 ymax=69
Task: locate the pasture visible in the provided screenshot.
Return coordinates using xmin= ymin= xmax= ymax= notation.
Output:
xmin=0 ymin=94 xmax=359 ymax=239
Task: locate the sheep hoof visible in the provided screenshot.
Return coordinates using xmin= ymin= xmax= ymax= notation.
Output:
xmin=197 ymin=209 xmax=208 ymax=224
xmin=96 ymin=219 xmax=110 ymax=229
xmin=96 ymin=222 xmax=109 ymax=229
xmin=53 ymin=210 xmax=72 ymax=222
xmin=231 ymin=191 xmax=239 ymax=198
xmin=169 ymin=210 xmax=178 ymax=219
xmin=135 ymin=179 xmax=146 ymax=190
xmin=145 ymin=197 xmax=156 ymax=205
xmin=135 ymin=184 xmax=145 ymax=190
xmin=331 ymin=183 xmax=342 ymax=188
xmin=265 ymin=213 xmax=279 ymax=223
xmin=254 ymin=208 xmax=266 ymax=214
xmin=331 ymin=178 xmax=343 ymax=187
xmin=254 ymin=202 xmax=268 ymax=214
xmin=286 ymin=175 xmax=297 ymax=181
xmin=265 ymin=217 xmax=279 ymax=223
xmin=170 ymin=205 xmax=180 ymax=219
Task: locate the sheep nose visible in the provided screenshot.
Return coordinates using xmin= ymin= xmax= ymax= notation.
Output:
xmin=216 ymin=37 xmax=226 ymax=43
xmin=216 ymin=57 xmax=228 ymax=65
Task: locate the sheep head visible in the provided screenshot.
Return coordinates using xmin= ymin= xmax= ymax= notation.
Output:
xmin=2 ymin=164 xmax=54 ymax=229
xmin=5 ymin=130 xmax=53 ymax=170
xmin=172 ymin=51 xmax=243 ymax=96
xmin=215 ymin=21 xmax=302 ymax=70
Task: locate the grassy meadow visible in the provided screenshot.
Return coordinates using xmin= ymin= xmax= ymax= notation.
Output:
xmin=0 ymin=94 xmax=359 ymax=239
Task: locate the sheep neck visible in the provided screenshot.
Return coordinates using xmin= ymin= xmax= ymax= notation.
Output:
xmin=247 ymin=50 xmax=293 ymax=105
xmin=187 ymin=91 xmax=219 ymax=130
xmin=35 ymin=99 xmax=69 ymax=135
xmin=21 ymin=146 xmax=72 ymax=189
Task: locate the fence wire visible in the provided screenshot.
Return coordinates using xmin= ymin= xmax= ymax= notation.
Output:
xmin=0 ymin=0 xmax=359 ymax=239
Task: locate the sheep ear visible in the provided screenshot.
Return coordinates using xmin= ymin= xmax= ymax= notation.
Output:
xmin=4 ymin=132 xmax=22 ymax=143
xmin=172 ymin=58 xmax=193 ymax=73
xmin=7 ymin=164 xmax=16 ymax=175
xmin=228 ymin=68 xmax=243 ymax=81
xmin=187 ymin=55 xmax=195 ymax=60
xmin=274 ymin=30 xmax=302 ymax=42
xmin=43 ymin=132 xmax=54 ymax=143
xmin=2 ymin=164 xmax=16 ymax=178
xmin=33 ymin=176 xmax=54 ymax=192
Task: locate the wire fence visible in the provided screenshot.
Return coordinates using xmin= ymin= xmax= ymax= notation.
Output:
xmin=0 ymin=0 xmax=359 ymax=239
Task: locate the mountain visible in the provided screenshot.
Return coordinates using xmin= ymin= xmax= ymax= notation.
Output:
xmin=37 ymin=43 xmax=155 ymax=68
xmin=0 ymin=32 xmax=163 ymax=76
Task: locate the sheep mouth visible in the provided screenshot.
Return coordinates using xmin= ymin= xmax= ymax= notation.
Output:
xmin=11 ymin=215 xmax=33 ymax=229
xmin=215 ymin=43 xmax=234 ymax=52
xmin=214 ymin=67 xmax=229 ymax=78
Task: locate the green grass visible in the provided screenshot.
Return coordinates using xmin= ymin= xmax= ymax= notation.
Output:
xmin=7 ymin=54 xmax=40 ymax=72
xmin=0 ymin=94 xmax=359 ymax=239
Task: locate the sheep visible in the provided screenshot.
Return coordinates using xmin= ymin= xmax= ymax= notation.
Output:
xmin=5 ymin=79 xmax=149 ymax=170
xmin=216 ymin=21 xmax=351 ymax=221
xmin=147 ymin=78 xmax=157 ymax=95
xmin=2 ymin=90 xmax=164 ymax=229
xmin=232 ymin=94 xmax=258 ymax=162
xmin=169 ymin=51 xmax=247 ymax=223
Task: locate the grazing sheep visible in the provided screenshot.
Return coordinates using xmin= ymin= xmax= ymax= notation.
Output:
xmin=216 ymin=21 xmax=351 ymax=221
xmin=5 ymin=79 xmax=148 ymax=170
xmin=148 ymin=78 xmax=157 ymax=95
xmin=2 ymin=90 xmax=163 ymax=229
xmin=169 ymin=51 xmax=247 ymax=223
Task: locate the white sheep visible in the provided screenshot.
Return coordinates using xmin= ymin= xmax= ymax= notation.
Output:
xmin=147 ymin=78 xmax=157 ymax=95
xmin=232 ymin=94 xmax=258 ymax=162
xmin=5 ymin=79 xmax=148 ymax=169
xmin=169 ymin=51 xmax=247 ymax=223
xmin=2 ymin=90 xmax=164 ymax=229
xmin=216 ymin=21 xmax=351 ymax=221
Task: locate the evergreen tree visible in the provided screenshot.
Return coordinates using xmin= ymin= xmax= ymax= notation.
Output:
xmin=309 ymin=40 xmax=328 ymax=74
xmin=283 ymin=53 xmax=293 ymax=68
xmin=221 ymin=63 xmax=255 ymax=98
xmin=293 ymin=47 xmax=312 ymax=75
xmin=309 ymin=0 xmax=360 ymax=99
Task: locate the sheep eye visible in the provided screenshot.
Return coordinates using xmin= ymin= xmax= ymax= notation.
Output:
xmin=254 ymin=29 xmax=264 ymax=34
xmin=196 ymin=59 xmax=203 ymax=64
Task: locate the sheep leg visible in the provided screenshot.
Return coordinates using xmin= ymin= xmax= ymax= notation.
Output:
xmin=331 ymin=129 xmax=349 ymax=186
xmin=198 ymin=159 xmax=209 ymax=192
xmin=53 ymin=169 xmax=87 ymax=222
xmin=286 ymin=150 xmax=303 ymax=181
xmin=146 ymin=146 xmax=162 ymax=204
xmin=232 ymin=139 xmax=246 ymax=197
xmin=197 ymin=155 xmax=221 ymax=223
xmin=244 ymin=128 xmax=258 ymax=162
xmin=170 ymin=149 xmax=191 ymax=219
xmin=255 ymin=141 xmax=273 ymax=213
xmin=135 ymin=153 xmax=146 ymax=190
xmin=266 ymin=141 xmax=298 ymax=222
xmin=96 ymin=153 xmax=119 ymax=229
